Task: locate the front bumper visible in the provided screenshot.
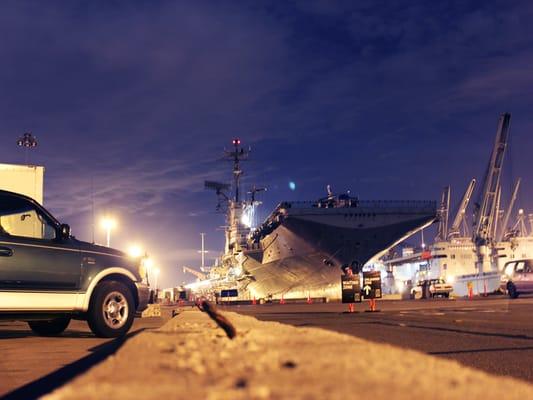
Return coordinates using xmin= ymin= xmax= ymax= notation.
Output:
xmin=135 ymin=282 xmax=150 ymax=313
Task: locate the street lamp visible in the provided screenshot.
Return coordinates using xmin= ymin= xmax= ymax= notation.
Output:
xmin=100 ymin=217 xmax=117 ymax=247
xmin=16 ymin=132 xmax=38 ymax=165
xmin=127 ymin=244 xmax=144 ymax=258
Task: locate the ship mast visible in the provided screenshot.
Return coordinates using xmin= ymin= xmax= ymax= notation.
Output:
xmin=224 ymin=138 xmax=249 ymax=203
xmin=205 ymin=139 xmax=254 ymax=257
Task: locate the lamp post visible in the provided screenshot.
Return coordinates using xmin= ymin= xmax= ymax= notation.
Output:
xmin=16 ymin=132 xmax=38 ymax=165
xmin=100 ymin=217 xmax=117 ymax=247
xmin=198 ymin=232 xmax=209 ymax=271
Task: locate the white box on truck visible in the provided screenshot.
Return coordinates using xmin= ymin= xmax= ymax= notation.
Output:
xmin=0 ymin=163 xmax=44 ymax=205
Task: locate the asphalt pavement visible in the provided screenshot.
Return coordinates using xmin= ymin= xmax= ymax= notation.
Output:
xmin=2 ymin=297 xmax=532 ymax=398
xmin=229 ymin=295 xmax=533 ymax=383
xmin=0 ymin=315 xmax=168 ymax=399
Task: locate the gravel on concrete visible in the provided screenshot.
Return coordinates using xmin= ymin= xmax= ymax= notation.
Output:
xmin=44 ymin=308 xmax=533 ymax=400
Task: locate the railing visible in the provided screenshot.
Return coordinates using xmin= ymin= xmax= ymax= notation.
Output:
xmin=281 ymin=200 xmax=436 ymax=209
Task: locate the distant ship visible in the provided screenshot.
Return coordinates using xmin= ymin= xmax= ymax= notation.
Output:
xmin=412 ymin=113 xmax=533 ymax=297
xmin=201 ymin=139 xmax=437 ymax=300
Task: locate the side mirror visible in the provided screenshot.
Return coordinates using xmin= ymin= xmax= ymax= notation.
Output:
xmin=60 ymin=224 xmax=71 ymax=239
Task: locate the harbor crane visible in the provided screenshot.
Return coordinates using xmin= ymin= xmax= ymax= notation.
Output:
xmin=509 ymin=209 xmax=529 ymax=238
xmin=182 ymin=266 xmax=207 ymax=281
xmin=447 ymin=179 xmax=476 ymax=239
xmin=435 ymin=186 xmax=451 ymax=241
xmin=472 ymin=113 xmax=511 ymax=272
xmin=473 ymin=113 xmax=511 ymax=245
xmin=498 ymin=178 xmax=521 ymax=241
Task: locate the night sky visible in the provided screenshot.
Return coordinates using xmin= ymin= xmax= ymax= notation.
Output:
xmin=1 ymin=1 xmax=532 ymax=288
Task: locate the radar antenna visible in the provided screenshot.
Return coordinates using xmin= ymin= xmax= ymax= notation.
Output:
xmin=205 ymin=181 xmax=230 ymax=212
xmin=248 ymin=185 xmax=267 ymax=203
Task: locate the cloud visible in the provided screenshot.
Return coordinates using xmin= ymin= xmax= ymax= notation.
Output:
xmin=1 ymin=0 xmax=533 ymax=287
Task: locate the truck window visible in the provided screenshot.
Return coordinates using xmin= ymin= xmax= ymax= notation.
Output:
xmin=0 ymin=194 xmax=56 ymax=240
xmin=504 ymin=262 xmax=516 ymax=276
xmin=515 ymin=261 xmax=525 ymax=273
xmin=524 ymin=260 xmax=533 ymax=273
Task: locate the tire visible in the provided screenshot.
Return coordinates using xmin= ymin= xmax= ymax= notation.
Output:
xmin=28 ymin=317 xmax=70 ymax=336
xmin=444 ymin=293 xmax=450 ymax=298
xmin=507 ymin=282 xmax=519 ymax=299
xmin=87 ymin=280 xmax=135 ymax=338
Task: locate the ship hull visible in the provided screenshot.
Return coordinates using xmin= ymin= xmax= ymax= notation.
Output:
xmin=241 ymin=214 xmax=435 ymax=299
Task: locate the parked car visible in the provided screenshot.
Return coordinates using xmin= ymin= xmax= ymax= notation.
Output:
xmin=500 ymin=259 xmax=533 ymax=299
xmin=411 ymin=278 xmax=453 ymax=299
xmin=0 ymin=190 xmax=149 ymax=337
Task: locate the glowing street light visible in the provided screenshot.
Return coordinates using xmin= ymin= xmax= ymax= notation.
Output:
xmin=143 ymin=257 xmax=154 ymax=270
xmin=100 ymin=216 xmax=117 ymax=247
xmin=127 ymin=244 xmax=144 ymax=258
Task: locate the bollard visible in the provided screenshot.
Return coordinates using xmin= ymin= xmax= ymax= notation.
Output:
xmin=483 ymin=280 xmax=487 ymax=297
xmin=252 ymin=296 xmax=256 ymax=305
xmin=307 ymin=293 xmax=313 ymax=304
xmin=280 ymin=294 xmax=286 ymax=305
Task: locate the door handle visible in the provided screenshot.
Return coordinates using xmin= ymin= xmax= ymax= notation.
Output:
xmin=0 ymin=246 xmax=13 ymax=257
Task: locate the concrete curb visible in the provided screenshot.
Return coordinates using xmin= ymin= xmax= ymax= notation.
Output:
xmin=44 ymin=308 xmax=533 ymax=400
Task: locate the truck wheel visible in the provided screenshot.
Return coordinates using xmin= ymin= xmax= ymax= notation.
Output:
xmin=87 ymin=280 xmax=135 ymax=338
xmin=28 ymin=317 xmax=70 ymax=336
xmin=507 ymin=282 xmax=519 ymax=299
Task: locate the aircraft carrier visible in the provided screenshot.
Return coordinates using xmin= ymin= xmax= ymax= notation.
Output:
xmin=199 ymin=139 xmax=437 ymax=300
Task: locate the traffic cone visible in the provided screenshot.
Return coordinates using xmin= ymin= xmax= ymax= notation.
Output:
xmin=307 ymin=293 xmax=313 ymax=304
xmin=280 ymin=294 xmax=285 ymax=305
xmin=365 ymin=298 xmax=377 ymax=312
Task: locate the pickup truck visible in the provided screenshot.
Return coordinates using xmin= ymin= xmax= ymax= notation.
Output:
xmin=0 ymin=190 xmax=149 ymax=337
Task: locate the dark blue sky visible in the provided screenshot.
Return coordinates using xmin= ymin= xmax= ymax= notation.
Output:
xmin=1 ymin=0 xmax=532 ymax=288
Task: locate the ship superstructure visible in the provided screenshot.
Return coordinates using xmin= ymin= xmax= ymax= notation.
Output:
xmin=200 ymin=139 xmax=437 ymax=300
